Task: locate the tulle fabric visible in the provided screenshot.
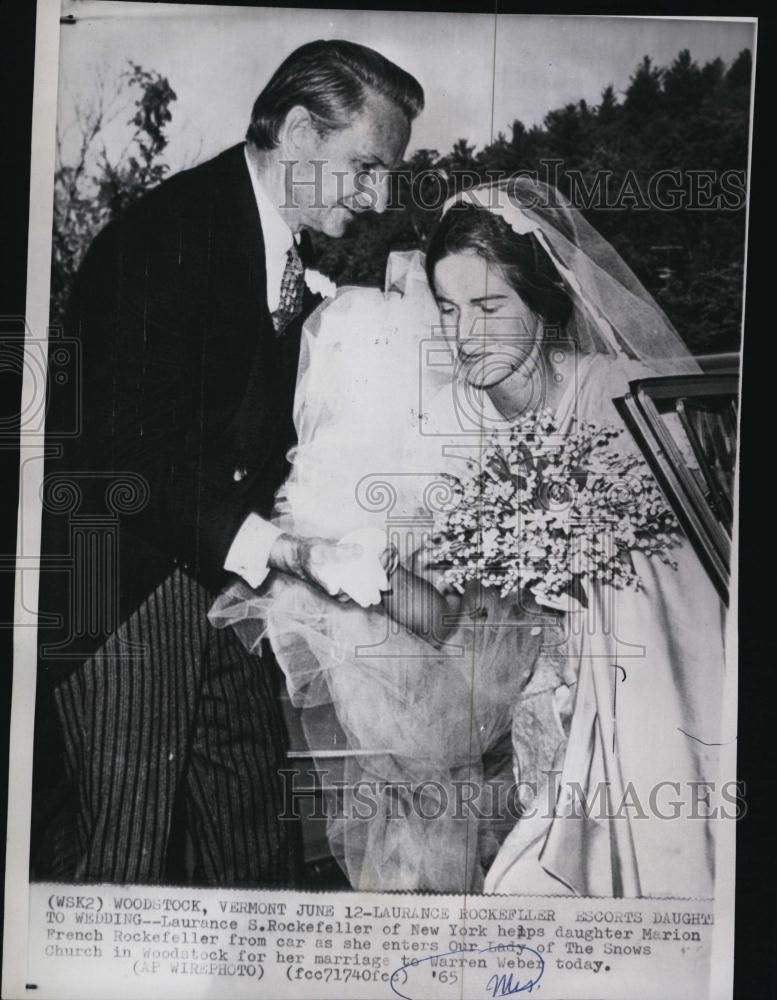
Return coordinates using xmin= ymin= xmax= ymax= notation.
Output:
xmin=218 ymin=575 xmax=550 ymax=892
xmin=210 ymin=253 xmax=557 ymax=891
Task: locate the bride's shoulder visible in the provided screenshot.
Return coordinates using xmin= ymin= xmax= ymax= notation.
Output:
xmin=582 ymin=352 xmax=660 ymax=381
xmin=579 ymin=353 xmax=663 ymax=398
xmin=573 ymin=353 xmax=666 ymax=428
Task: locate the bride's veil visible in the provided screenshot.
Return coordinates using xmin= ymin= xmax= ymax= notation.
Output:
xmin=442 ymin=178 xmax=700 ymax=375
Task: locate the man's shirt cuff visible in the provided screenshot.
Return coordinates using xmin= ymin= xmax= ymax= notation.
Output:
xmin=223 ymin=513 xmax=282 ymax=588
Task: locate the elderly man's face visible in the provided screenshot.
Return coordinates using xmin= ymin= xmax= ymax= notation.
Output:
xmin=285 ymin=91 xmax=411 ymax=237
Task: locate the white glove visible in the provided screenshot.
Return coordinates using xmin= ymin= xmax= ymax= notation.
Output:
xmin=326 ymin=528 xmax=391 ymax=608
xmin=318 ymin=528 xmax=391 ymax=608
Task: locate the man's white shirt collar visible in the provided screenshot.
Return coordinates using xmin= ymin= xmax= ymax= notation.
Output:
xmin=244 ymin=144 xmax=300 ymax=313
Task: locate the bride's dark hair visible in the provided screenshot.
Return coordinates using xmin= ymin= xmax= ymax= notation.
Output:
xmin=425 ymin=202 xmax=573 ymax=327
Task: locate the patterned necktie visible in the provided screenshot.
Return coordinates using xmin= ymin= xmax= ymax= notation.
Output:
xmin=271 ymin=242 xmax=305 ymax=335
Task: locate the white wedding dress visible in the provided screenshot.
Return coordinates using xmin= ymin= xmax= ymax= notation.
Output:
xmin=473 ymin=352 xmax=728 ymax=898
xmin=211 ymin=249 xmax=728 ymax=898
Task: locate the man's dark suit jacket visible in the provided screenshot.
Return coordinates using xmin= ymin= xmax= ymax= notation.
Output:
xmin=37 ymin=142 xmax=321 ymax=687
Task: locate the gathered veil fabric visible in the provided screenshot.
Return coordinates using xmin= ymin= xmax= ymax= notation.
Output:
xmin=211 ymin=252 xmax=551 ymax=891
xmin=212 ymin=184 xmax=726 ymax=897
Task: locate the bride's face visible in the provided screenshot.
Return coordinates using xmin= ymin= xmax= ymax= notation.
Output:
xmin=432 ymin=251 xmax=543 ymax=389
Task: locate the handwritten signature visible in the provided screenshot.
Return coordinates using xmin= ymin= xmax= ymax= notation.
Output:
xmin=389 ymin=943 xmax=544 ymax=1000
xmin=485 ymin=967 xmax=541 ymax=997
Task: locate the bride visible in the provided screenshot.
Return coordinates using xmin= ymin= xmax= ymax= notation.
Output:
xmin=211 ymin=178 xmax=728 ymax=897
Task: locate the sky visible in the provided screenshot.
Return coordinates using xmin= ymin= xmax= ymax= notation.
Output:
xmin=55 ymin=2 xmax=756 ymax=173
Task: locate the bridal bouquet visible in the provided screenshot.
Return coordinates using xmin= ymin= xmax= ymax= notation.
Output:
xmin=432 ymin=411 xmax=680 ymax=605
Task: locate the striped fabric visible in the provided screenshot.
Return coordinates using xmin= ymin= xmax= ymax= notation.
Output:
xmin=52 ymin=568 xmax=302 ymax=886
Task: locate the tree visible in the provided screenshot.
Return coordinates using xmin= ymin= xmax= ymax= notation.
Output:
xmin=51 ymin=63 xmax=177 ymax=326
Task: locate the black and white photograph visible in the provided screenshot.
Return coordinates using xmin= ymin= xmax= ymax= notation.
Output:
xmin=3 ymin=3 xmax=757 ymax=998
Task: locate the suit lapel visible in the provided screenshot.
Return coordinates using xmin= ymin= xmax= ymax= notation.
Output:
xmin=209 ymin=147 xmax=324 ymax=491
xmin=210 ymin=143 xmax=273 ymax=320
xmin=212 ymin=146 xmax=305 ymax=467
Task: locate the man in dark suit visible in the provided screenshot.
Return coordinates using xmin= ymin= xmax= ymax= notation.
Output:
xmin=34 ymin=40 xmax=423 ymax=885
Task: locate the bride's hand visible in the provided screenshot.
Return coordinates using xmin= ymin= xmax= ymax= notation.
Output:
xmin=269 ymin=531 xmax=392 ymax=607
xmin=379 ymin=542 xmax=399 ymax=578
xmin=332 ymin=542 xmax=396 ymax=603
xmin=268 ymin=533 xmax=363 ymax=598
